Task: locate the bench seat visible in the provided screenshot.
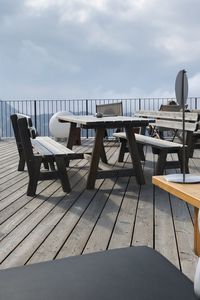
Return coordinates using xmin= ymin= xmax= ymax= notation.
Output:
xmin=114 ymin=132 xmax=186 ymax=175
xmin=32 ymin=136 xmax=74 ymax=157
xmin=114 ymin=132 xmax=183 ymax=149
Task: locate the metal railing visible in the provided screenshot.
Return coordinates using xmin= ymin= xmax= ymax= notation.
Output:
xmin=0 ymin=97 xmax=200 ymax=138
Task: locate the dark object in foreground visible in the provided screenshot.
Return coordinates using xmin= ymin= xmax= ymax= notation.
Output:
xmin=0 ymin=246 xmax=197 ymax=300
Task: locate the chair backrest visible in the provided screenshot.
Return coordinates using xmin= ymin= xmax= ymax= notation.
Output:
xmin=194 ymin=212 xmax=200 ymax=298
xmin=135 ymin=111 xmax=199 ymax=131
xmin=96 ymin=102 xmax=123 ymax=116
xmin=159 ymin=104 xmax=182 ymax=112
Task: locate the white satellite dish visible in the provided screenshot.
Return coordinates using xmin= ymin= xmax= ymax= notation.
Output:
xmin=165 ymin=70 xmax=200 ymax=183
xmin=175 ymin=70 xmax=188 ymax=106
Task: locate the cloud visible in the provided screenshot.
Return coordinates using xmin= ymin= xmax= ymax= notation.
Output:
xmin=0 ymin=0 xmax=200 ymax=99
xmin=189 ymin=73 xmax=200 ymax=97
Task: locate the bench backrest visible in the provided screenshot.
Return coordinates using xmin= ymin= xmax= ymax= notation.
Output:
xmin=159 ymin=104 xmax=182 ymax=112
xmin=17 ymin=117 xmax=38 ymax=175
xmin=96 ymin=102 xmax=123 ymax=116
xmin=11 ymin=114 xmax=38 ymax=171
xmin=10 ymin=114 xmax=33 ymax=147
xmin=135 ymin=111 xmax=199 ymax=132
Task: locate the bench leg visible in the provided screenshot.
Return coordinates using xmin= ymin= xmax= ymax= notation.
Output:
xmin=118 ymin=139 xmax=127 ymax=162
xmin=43 ymin=161 xmax=49 ymax=170
xmin=118 ymin=140 xmax=145 ymax=162
xmin=18 ymin=150 xmax=25 ymax=171
xmin=125 ymin=126 xmax=145 ymax=185
xmin=177 ymin=149 xmax=189 ymax=174
xmin=155 ymin=149 xmax=168 ymax=175
xmin=86 ymin=128 xmax=105 ymax=189
xmin=55 ymin=156 xmax=71 ymax=193
xmin=137 ymin=144 xmax=145 ymax=161
xmin=27 ymin=158 xmax=42 ymax=196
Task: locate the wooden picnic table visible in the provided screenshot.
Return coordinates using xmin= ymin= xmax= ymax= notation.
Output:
xmin=58 ymin=115 xmax=151 ymax=189
xmin=152 ymin=175 xmax=200 ymax=256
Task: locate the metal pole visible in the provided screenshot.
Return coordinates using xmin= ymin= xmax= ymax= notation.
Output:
xmin=86 ymin=99 xmax=88 ymax=138
xmin=34 ymin=100 xmax=37 ymax=130
xmin=182 ymin=70 xmax=186 ymax=182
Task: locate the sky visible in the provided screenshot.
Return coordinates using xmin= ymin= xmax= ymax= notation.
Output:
xmin=0 ymin=0 xmax=200 ymax=100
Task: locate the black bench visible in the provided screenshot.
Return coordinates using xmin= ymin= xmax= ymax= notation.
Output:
xmin=0 ymin=246 xmax=197 ymax=300
xmin=11 ymin=114 xmax=74 ymax=196
xmin=114 ymin=111 xmax=199 ymax=175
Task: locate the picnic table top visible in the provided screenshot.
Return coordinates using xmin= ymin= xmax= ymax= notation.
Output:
xmin=58 ymin=115 xmax=151 ymax=128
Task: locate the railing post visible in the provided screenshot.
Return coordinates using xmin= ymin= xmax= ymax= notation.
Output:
xmin=0 ymin=100 xmax=2 ymax=139
xmin=34 ymin=100 xmax=37 ymax=129
xmin=86 ymin=99 xmax=88 ymax=138
xmin=195 ymin=97 xmax=198 ymax=110
xmin=139 ymin=98 xmax=141 ymax=111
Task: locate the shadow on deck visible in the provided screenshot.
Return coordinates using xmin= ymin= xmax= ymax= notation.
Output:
xmin=0 ymin=138 xmax=199 ymax=280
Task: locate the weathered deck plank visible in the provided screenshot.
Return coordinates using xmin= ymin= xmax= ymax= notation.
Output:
xmin=0 ymin=138 xmax=198 ymax=281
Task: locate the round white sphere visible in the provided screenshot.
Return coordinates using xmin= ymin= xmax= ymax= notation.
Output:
xmin=49 ymin=111 xmax=72 ymax=139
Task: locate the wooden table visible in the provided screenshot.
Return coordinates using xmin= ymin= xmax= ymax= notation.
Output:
xmin=58 ymin=115 xmax=150 ymax=189
xmin=152 ymin=175 xmax=200 ymax=256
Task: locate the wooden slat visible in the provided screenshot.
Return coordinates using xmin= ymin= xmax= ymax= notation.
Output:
xmin=58 ymin=115 xmax=150 ymax=129
xmin=36 ymin=137 xmax=74 ymax=155
xmin=135 ymin=111 xmax=198 ymax=121
xmin=114 ymin=132 xmax=183 ymax=148
xmin=31 ymin=139 xmax=53 ymax=156
xmin=155 ymin=119 xmax=198 ymax=132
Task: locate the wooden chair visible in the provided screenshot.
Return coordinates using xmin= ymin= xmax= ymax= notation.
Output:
xmin=96 ymin=102 xmax=123 ymax=116
xmin=0 ymin=244 xmax=198 ymax=299
xmin=96 ymin=102 xmax=123 ymax=138
xmin=16 ymin=116 xmax=73 ymax=196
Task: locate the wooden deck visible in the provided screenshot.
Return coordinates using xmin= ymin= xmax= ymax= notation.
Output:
xmin=0 ymin=138 xmax=199 ymax=281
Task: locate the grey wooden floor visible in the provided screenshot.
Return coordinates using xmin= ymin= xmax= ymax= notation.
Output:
xmin=0 ymin=138 xmax=199 ymax=281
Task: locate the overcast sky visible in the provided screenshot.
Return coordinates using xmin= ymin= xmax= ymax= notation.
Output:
xmin=0 ymin=0 xmax=200 ymax=100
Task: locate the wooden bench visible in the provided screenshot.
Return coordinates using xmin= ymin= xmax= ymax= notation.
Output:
xmin=113 ymin=111 xmax=199 ymax=175
xmin=11 ymin=114 xmax=74 ymax=196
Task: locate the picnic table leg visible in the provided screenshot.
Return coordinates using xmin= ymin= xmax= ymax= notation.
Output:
xmin=118 ymin=139 xmax=127 ymax=162
xmin=66 ymin=122 xmax=77 ymax=150
xmin=100 ymin=141 xmax=107 ymax=163
xmin=65 ymin=122 xmax=85 ymax=165
xmin=55 ymin=155 xmax=71 ymax=193
xmin=86 ymin=128 xmax=105 ymax=189
xmin=194 ymin=207 xmax=200 ymax=256
xmin=125 ymin=126 xmax=145 ymax=185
